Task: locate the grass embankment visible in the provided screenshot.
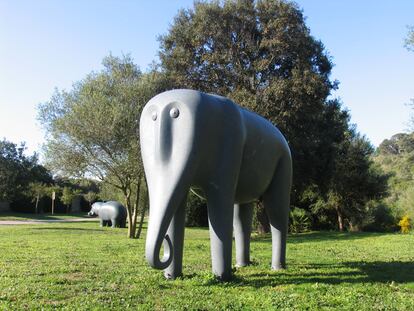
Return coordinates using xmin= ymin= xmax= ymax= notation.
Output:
xmin=0 ymin=223 xmax=413 ymax=310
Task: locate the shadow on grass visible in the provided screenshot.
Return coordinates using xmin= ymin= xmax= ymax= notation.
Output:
xmin=226 ymin=261 xmax=414 ymax=288
xmin=0 ymin=212 xmax=90 ymax=220
xmin=252 ymin=231 xmax=389 ymax=244
xmin=30 ymin=227 xmax=105 ymax=232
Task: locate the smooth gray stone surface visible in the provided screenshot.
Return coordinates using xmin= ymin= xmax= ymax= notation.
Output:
xmin=140 ymin=89 xmax=292 ymax=281
xmin=88 ymin=201 xmax=127 ymax=228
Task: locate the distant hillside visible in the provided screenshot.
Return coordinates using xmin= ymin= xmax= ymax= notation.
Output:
xmin=373 ymin=133 xmax=414 ymax=219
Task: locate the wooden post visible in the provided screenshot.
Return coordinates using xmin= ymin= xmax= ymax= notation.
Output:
xmin=51 ymin=191 xmax=56 ymax=215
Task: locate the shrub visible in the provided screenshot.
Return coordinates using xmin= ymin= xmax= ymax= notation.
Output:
xmin=362 ymin=202 xmax=397 ymax=232
xmin=398 ymin=215 xmax=411 ymax=233
xmin=185 ymin=191 xmax=208 ymax=227
xmin=289 ymin=207 xmax=311 ymax=233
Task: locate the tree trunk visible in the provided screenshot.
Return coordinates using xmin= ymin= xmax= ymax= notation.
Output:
xmin=256 ymin=200 xmax=270 ymax=234
xmin=336 ymin=207 xmax=344 ymax=232
xmin=127 ymin=210 xmax=134 ymax=238
xmin=132 ymin=179 xmax=142 ymax=238
xmin=131 ymin=179 xmax=141 ymax=238
xmin=136 ymin=188 xmax=148 ymax=239
xmin=35 ymin=194 xmax=40 ymax=214
xmin=124 ymin=187 xmax=134 ymax=238
xmin=124 ymin=178 xmax=142 ymax=239
xmin=348 ymin=220 xmax=359 ymax=232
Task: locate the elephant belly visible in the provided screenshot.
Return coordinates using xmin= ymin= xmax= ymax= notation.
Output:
xmin=234 ymin=110 xmax=286 ymax=203
xmin=99 ymin=208 xmax=118 ymax=220
xmin=235 ymin=153 xmax=278 ymax=203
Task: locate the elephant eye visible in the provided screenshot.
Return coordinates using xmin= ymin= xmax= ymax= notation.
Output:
xmin=151 ymin=111 xmax=157 ymax=121
xmin=170 ymin=107 xmax=179 ymax=118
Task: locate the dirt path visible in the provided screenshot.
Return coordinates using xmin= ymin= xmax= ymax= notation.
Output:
xmin=0 ymin=218 xmax=99 ymax=225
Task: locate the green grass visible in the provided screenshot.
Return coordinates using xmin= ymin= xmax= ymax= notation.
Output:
xmin=0 ymin=223 xmax=413 ymax=310
xmin=0 ymin=212 xmax=91 ymax=221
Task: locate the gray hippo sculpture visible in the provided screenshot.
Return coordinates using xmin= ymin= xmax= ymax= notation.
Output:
xmin=140 ymin=89 xmax=292 ymax=281
xmin=88 ymin=201 xmax=127 ymax=228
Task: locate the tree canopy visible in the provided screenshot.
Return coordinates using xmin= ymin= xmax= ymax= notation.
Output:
xmin=159 ymin=0 xmax=347 ymax=200
xmin=405 ymin=26 xmax=414 ymax=51
xmin=35 ymin=0 xmax=391 ymax=233
xmin=38 ymin=55 xmax=171 ymax=237
xmin=0 ymin=139 xmax=52 ymax=203
xmin=374 ymin=133 xmax=414 ymax=221
xmin=158 ymin=0 xmax=387 ymax=230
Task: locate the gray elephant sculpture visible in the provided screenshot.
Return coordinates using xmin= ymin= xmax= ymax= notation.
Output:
xmin=140 ymin=89 xmax=292 ymax=281
xmin=88 ymin=201 xmax=127 ymax=228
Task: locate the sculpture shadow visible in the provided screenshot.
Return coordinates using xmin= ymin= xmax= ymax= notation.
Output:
xmin=225 ymin=261 xmax=414 ymax=288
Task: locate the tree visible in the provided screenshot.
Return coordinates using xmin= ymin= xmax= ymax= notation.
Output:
xmin=405 ymin=26 xmax=414 ymax=52
xmin=84 ymin=191 xmax=98 ymax=209
xmin=0 ymin=140 xmax=25 ymax=202
xmin=38 ymin=55 xmax=170 ymax=238
xmin=61 ymin=186 xmax=81 ymax=213
xmin=406 ymin=27 xmax=414 ymax=129
xmin=159 ymin=0 xmax=349 ymax=230
xmin=399 ymin=186 xmax=414 ymax=220
xmin=27 ymin=182 xmax=49 ymax=213
xmin=374 ymin=133 xmax=414 ymax=223
xmin=377 ymin=133 xmax=414 ymax=155
xmin=0 ymin=139 xmax=52 ymax=204
xmin=325 ymin=133 xmax=388 ymax=231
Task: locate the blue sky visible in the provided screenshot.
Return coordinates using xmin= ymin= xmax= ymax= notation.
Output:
xmin=0 ymin=0 xmax=413 ymax=156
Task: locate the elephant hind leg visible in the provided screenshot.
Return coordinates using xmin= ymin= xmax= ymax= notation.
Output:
xmin=233 ymin=203 xmax=254 ymax=267
xmin=121 ymin=218 xmax=126 ymax=228
xmin=262 ymin=154 xmax=292 ymax=270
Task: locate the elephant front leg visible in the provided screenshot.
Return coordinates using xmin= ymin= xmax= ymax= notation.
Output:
xmin=164 ymin=198 xmax=186 ymax=279
xmin=233 ymin=203 xmax=254 ymax=267
xmin=207 ymin=191 xmax=234 ymax=281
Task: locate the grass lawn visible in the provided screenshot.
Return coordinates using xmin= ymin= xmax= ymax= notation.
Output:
xmin=0 ymin=223 xmax=413 ymax=310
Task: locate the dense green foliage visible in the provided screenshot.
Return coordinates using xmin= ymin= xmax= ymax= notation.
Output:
xmin=301 ymin=132 xmax=388 ymax=231
xmin=158 ymin=0 xmax=387 ymax=231
xmin=159 ymin=0 xmax=343 ymax=198
xmin=405 ymin=25 xmax=414 ymax=51
xmin=38 ymin=55 xmax=171 ymax=237
xmin=34 ymin=0 xmax=390 ymax=232
xmin=374 ymin=133 xmax=414 ymax=223
xmin=60 ymin=187 xmax=81 ymax=213
xmin=0 ymin=139 xmax=52 ymax=204
xmin=0 ymin=222 xmax=413 ymax=310
xmin=185 ymin=192 xmax=208 ymax=227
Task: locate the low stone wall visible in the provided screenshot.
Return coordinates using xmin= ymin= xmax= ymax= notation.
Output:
xmin=0 ymin=202 xmax=10 ymax=212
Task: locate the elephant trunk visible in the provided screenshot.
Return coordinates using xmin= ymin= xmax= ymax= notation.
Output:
xmin=145 ymin=202 xmax=175 ymax=270
xmin=145 ymin=173 xmax=193 ymax=270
